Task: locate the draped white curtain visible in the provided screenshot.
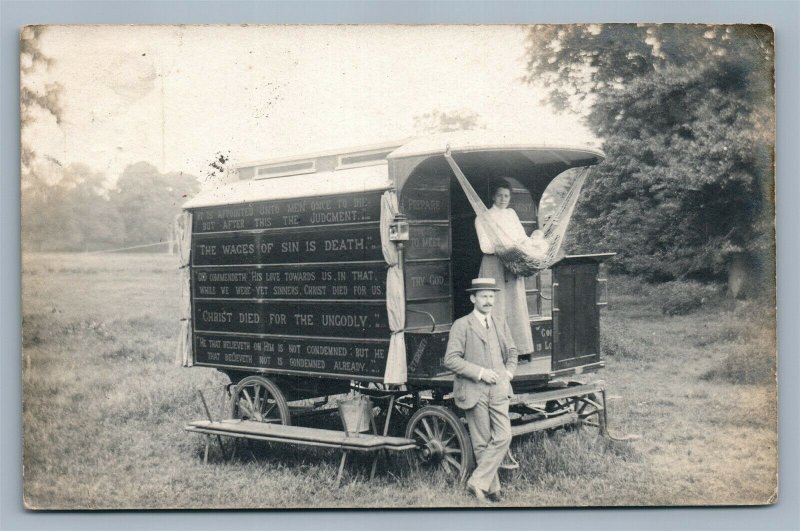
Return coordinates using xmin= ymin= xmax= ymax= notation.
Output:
xmin=174 ymin=211 xmax=193 ymax=367
xmin=380 ymin=191 xmax=407 ymax=384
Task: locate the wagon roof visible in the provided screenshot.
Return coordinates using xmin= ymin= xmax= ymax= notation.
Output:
xmin=386 ymin=130 xmax=604 ymax=164
xmin=183 ymin=132 xmax=604 ymax=209
xmin=182 ymin=163 xmax=391 ymax=209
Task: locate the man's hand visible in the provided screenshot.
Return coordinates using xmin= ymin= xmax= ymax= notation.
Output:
xmin=479 ymin=369 xmax=500 ymax=384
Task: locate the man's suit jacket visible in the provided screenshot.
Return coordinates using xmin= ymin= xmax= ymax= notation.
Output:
xmin=444 ymin=313 xmax=519 ymax=410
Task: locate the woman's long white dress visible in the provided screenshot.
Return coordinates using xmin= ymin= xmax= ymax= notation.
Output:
xmin=474 ymin=205 xmax=535 ymax=354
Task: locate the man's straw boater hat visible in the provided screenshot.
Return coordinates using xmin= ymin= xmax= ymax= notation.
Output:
xmin=466 ymin=278 xmax=501 ymax=292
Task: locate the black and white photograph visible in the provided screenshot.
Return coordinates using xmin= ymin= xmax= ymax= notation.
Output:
xmin=20 ymin=23 xmax=777 ymax=509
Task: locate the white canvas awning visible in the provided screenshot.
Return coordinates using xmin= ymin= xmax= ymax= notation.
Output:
xmin=386 ymin=131 xmax=605 ymax=197
xmin=387 ymin=130 xmax=604 ymax=165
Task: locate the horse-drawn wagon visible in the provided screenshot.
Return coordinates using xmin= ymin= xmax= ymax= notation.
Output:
xmin=177 ymin=132 xmax=622 ymax=481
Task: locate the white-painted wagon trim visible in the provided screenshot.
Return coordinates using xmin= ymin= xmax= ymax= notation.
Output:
xmin=183 ymin=163 xmax=392 ymax=209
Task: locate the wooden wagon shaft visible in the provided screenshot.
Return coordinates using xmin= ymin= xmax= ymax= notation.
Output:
xmin=511 ymin=412 xmax=579 ymax=437
xmin=197 ymin=390 xmax=227 ymax=461
xmin=510 ymin=382 xmax=604 ymax=406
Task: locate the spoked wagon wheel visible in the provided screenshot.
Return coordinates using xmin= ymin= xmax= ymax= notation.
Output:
xmin=230 ymin=375 xmax=292 ymax=425
xmin=567 ymin=382 xmax=605 ymax=434
xmin=405 ymin=406 xmax=474 ymax=482
xmin=575 ymin=393 xmax=606 ymax=433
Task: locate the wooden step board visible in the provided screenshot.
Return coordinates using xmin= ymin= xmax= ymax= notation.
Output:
xmin=186 ymin=419 xmax=417 ymax=453
xmin=510 ymin=382 xmax=604 ymax=406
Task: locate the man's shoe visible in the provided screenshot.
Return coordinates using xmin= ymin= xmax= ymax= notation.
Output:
xmin=466 ymin=483 xmax=489 ymax=503
xmin=499 ymin=450 xmax=519 ymax=470
xmin=486 ymin=491 xmax=502 ymax=503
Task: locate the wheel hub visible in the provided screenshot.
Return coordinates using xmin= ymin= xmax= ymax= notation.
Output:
xmin=421 ymin=439 xmax=445 ymax=462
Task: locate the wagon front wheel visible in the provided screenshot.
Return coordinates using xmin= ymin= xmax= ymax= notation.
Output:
xmin=405 ymin=406 xmax=474 ymax=482
xmin=230 ymin=375 xmax=291 ymax=425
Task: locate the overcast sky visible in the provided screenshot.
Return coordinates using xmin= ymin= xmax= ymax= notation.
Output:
xmin=24 ymin=25 xmax=595 ymax=185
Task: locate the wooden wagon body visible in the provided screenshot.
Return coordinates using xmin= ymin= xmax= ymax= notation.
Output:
xmin=179 ymin=132 xmax=619 ymax=480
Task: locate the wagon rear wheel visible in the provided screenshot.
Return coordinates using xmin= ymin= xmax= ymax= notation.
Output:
xmin=575 ymin=393 xmax=606 ymax=432
xmin=230 ymin=375 xmax=291 ymax=425
xmin=405 ymin=406 xmax=474 ymax=482
xmin=566 ymin=382 xmax=605 ymax=433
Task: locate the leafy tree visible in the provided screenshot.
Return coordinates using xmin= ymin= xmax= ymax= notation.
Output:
xmin=112 ymin=162 xmax=200 ymax=248
xmin=20 ymin=26 xmax=63 ymax=175
xmin=524 ymin=24 xmax=774 ymax=283
xmin=20 ymin=26 xmax=70 ymax=251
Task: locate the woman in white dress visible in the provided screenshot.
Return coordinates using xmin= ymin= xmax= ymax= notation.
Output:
xmin=474 ymin=180 xmax=535 ymax=354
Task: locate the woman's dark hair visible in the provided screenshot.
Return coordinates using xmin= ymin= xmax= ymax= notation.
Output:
xmin=490 ymin=179 xmax=512 ymax=198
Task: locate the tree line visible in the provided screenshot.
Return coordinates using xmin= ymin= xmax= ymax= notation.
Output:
xmin=524 ymin=24 xmax=775 ymax=288
xmin=21 ymin=25 xmax=775 ymax=290
xmin=22 ymin=162 xmax=199 ymax=252
xmin=21 ymin=27 xmax=200 ymax=254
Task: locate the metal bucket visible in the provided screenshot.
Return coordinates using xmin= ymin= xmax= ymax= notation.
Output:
xmin=338 ymin=396 xmax=373 ymax=436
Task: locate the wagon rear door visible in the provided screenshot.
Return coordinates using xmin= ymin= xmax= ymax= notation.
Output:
xmin=550 ymin=254 xmax=613 ymax=371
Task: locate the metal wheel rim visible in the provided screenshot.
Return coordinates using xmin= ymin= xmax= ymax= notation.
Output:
xmin=575 ymin=394 xmax=605 ymax=430
xmin=406 ymin=407 xmax=472 ymax=481
xmin=231 ymin=376 xmax=291 ymax=425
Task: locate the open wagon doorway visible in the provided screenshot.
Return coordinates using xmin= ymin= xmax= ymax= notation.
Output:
xmin=391 ymin=137 xmax=610 ymax=383
xmin=397 ymin=150 xmax=543 ymax=329
xmin=445 ymin=152 xmax=542 ymax=325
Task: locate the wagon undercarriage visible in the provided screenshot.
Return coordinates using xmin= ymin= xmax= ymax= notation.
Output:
xmin=187 ymin=374 xmax=629 ymax=484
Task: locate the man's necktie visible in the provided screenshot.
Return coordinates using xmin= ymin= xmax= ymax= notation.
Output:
xmin=485 ymin=318 xmax=489 ymax=329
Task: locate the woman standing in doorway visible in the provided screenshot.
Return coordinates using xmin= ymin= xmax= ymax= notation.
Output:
xmin=474 ymin=180 xmax=535 ymax=355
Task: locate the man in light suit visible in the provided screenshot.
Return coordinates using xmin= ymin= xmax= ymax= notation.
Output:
xmin=444 ymin=278 xmax=519 ymax=503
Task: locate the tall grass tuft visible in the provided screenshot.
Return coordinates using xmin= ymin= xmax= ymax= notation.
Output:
xmin=701 ymin=325 xmax=776 ymax=385
xmin=654 ymin=280 xmax=723 ymax=316
xmin=514 ymin=430 xmax=640 ymax=481
xmin=693 ymin=298 xmax=777 ymax=385
xmin=600 ymin=319 xmax=643 ymax=359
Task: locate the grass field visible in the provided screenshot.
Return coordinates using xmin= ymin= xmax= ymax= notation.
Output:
xmin=21 ymin=252 xmax=777 ymax=509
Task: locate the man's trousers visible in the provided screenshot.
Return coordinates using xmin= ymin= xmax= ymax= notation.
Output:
xmin=464 ymin=386 xmax=512 ymax=494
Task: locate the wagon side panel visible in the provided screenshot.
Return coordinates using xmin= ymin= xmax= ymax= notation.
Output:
xmin=189 ymin=190 xmax=394 ymax=381
xmin=399 ymin=165 xmax=454 ymax=381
